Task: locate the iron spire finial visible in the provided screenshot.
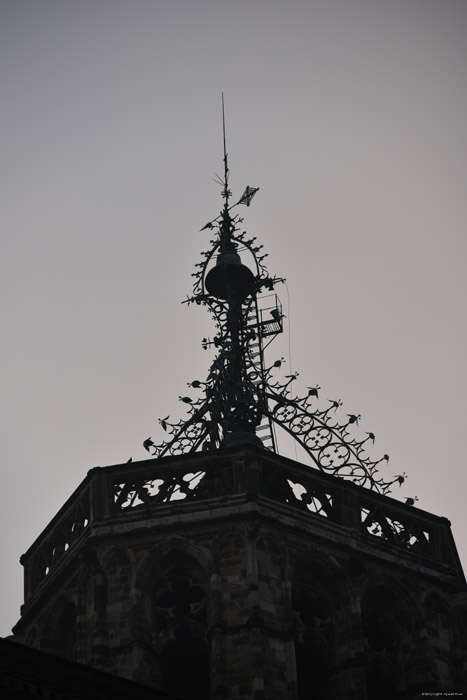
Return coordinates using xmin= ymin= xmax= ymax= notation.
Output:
xmin=144 ymin=110 xmax=403 ymax=497
xmin=222 ymin=93 xmax=230 ymax=208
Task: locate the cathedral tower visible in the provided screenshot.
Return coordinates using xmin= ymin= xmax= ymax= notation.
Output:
xmin=9 ymin=107 xmax=467 ymax=698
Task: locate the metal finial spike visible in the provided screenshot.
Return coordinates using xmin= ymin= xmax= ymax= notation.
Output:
xmin=147 ymin=108 xmax=401 ymax=497
xmin=143 ymin=437 xmax=154 ymax=452
xmin=405 ymin=497 xmax=418 ymax=506
xmin=222 ymin=92 xmax=230 ymax=206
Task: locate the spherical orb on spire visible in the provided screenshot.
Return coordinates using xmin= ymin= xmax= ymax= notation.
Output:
xmin=205 ymin=251 xmax=256 ymax=300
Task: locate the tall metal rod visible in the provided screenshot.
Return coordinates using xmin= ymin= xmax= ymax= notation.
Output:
xmin=222 ymin=93 xmax=229 ymax=209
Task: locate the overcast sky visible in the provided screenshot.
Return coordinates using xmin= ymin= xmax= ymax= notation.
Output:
xmin=1 ymin=0 xmax=466 ymax=636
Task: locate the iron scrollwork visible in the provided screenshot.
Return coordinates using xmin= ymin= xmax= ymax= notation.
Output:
xmin=143 ymin=141 xmax=403 ymax=496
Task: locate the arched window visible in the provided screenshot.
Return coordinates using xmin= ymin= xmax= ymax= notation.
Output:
xmin=363 ymin=607 xmax=399 ymax=700
xmin=153 ymin=561 xmax=211 ymax=700
xmin=425 ymin=594 xmax=453 ymax=687
xmin=362 ymin=584 xmax=410 ymax=699
xmin=159 ymin=623 xmax=210 ymax=700
xmin=292 ymin=583 xmax=334 ymax=700
xmin=53 ymin=599 xmax=78 ymax=660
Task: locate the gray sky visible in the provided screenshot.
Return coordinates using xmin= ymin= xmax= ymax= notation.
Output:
xmin=1 ymin=0 xmax=466 ymax=635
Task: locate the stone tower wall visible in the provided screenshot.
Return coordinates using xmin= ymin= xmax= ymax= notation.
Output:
xmin=13 ymin=447 xmax=467 ymax=699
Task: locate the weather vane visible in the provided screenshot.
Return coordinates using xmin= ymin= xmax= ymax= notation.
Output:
xmin=143 ymin=96 xmax=405 ymax=495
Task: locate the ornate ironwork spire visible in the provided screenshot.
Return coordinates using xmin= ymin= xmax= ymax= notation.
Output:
xmin=144 ymin=102 xmax=404 ymax=495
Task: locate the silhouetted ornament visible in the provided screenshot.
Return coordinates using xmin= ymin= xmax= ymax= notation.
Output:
xmin=144 ymin=98 xmax=405 ymax=496
xmin=157 ymin=578 xmax=206 ymax=617
xmin=205 ymin=250 xmax=256 ymax=300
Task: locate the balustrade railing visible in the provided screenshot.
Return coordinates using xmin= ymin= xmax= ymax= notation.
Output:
xmin=20 ymin=448 xmax=460 ymax=605
xmin=21 ymin=481 xmax=91 ymax=602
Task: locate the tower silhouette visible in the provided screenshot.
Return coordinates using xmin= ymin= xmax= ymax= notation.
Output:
xmin=5 ymin=107 xmax=467 ymax=699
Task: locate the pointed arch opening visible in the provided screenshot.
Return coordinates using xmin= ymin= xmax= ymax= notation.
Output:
xmin=159 ymin=622 xmax=210 ymax=700
xmin=361 ymin=580 xmax=416 ymax=699
xmin=48 ymin=598 xmax=78 ymax=661
xmin=142 ymin=544 xmax=212 ymax=700
xmin=292 ymin=555 xmax=338 ymax=700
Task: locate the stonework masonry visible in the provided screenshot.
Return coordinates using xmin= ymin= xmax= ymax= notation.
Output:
xmin=11 ymin=445 xmax=467 ymax=699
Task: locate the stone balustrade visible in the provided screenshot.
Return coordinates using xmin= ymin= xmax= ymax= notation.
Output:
xmin=20 ymin=446 xmax=464 ymax=609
